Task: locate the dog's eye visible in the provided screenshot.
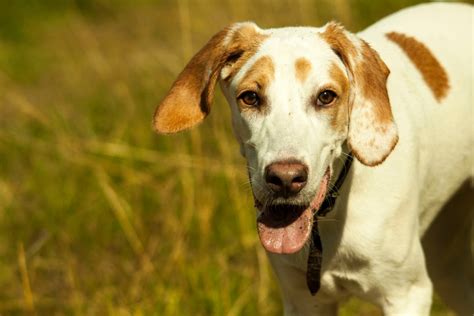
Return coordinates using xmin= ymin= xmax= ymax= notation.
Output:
xmin=239 ymin=91 xmax=260 ymax=106
xmin=317 ymin=90 xmax=337 ymax=106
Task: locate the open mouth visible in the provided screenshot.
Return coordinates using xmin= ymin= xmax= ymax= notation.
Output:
xmin=256 ymin=167 xmax=331 ymax=254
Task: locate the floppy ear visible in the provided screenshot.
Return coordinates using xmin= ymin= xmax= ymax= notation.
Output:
xmin=153 ymin=22 xmax=263 ymax=134
xmin=321 ymin=22 xmax=398 ymax=166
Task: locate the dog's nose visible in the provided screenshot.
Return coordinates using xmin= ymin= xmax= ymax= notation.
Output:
xmin=265 ymin=161 xmax=308 ymax=197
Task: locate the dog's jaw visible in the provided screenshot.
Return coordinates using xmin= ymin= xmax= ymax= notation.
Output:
xmin=256 ymin=168 xmax=331 ymax=254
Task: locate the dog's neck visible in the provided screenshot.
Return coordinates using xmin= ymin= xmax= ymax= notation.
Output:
xmin=331 ymin=142 xmax=352 ymax=193
xmin=307 ymin=143 xmax=353 ymax=295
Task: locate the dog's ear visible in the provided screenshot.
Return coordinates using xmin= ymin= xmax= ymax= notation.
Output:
xmin=321 ymin=22 xmax=398 ymax=166
xmin=153 ymin=22 xmax=264 ymax=134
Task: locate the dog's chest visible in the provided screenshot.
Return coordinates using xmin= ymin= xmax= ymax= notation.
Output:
xmin=320 ymin=267 xmax=368 ymax=300
xmin=270 ymin=242 xmax=374 ymax=302
xmin=316 ymin=248 xmax=373 ymax=300
xmin=318 ymin=218 xmax=383 ymax=296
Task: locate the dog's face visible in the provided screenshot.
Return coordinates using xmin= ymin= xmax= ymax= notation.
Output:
xmin=153 ymin=22 xmax=398 ymax=254
xmin=219 ymin=26 xmax=352 ymax=208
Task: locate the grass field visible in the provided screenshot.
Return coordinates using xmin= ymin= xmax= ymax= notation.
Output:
xmin=0 ymin=0 xmax=462 ymax=314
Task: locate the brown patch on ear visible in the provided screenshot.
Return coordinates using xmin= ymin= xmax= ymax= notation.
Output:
xmin=328 ymin=62 xmax=349 ymax=91
xmin=320 ymin=22 xmax=398 ymax=166
xmin=294 ymin=57 xmax=312 ymax=83
xmin=221 ymin=25 xmax=269 ymax=83
xmin=386 ymin=32 xmax=450 ymax=102
xmin=237 ymin=55 xmax=275 ymax=112
xmin=327 ymin=62 xmax=350 ymax=131
xmin=356 ymin=40 xmax=393 ymax=125
xmin=153 ymin=23 xmax=267 ymax=134
xmin=321 ymin=22 xmax=357 ymax=65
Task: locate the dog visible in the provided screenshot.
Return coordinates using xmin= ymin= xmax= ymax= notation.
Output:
xmin=153 ymin=3 xmax=473 ymax=315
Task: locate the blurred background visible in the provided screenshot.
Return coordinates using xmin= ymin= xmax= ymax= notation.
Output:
xmin=0 ymin=0 xmax=467 ymax=314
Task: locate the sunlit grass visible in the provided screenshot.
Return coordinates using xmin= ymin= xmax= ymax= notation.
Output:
xmin=0 ymin=1 xmax=456 ymax=314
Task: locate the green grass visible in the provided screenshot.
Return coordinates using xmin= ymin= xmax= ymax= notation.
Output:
xmin=0 ymin=0 xmax=459 ymax=314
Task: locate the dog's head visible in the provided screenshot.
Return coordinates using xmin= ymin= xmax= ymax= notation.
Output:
xmin=153 ymin=22 xmax=398 ymax=254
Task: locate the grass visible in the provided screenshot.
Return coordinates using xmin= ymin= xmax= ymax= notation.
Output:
xmin=0 ymin=0 xmax=460 ymax=314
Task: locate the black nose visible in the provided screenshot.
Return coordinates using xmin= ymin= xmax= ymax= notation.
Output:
xmin=265 ymin=161 xmax=308 ymax=197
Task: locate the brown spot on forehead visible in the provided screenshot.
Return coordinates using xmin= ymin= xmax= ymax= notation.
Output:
xmin=294 ymin=57 xmax=312 ymax=83
xmin=221 ymin=25 xmax=268 ymax=83
xmin=386 ymin=32 xmax=450 ymax=102
xmin=237 ymin=55 xmax=274 ymax=112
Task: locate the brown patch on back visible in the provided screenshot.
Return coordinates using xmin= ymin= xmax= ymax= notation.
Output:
xmin=237 ymin=55 xmax=275 ymax=112
xmin=386 ymin=32 xmax=450 ymax=102
xmin=294 ymin=57 xmax=312 ymax=83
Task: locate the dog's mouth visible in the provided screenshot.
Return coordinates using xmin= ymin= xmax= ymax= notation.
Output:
xmin=256 ymin=167 xmax=331 ymax=254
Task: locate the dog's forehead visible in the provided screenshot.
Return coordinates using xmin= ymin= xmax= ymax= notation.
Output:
xmin=265 ymin=26 xmax=324 ymax=43
xmin=262 ymin=26 xmax=335 ymax=61
xmin=232 ymin=26 xmax=339 ymax=85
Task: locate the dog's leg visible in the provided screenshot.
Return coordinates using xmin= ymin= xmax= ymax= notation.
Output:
xmin=379 ymin=238 xmax=434 ymax=316
xmin=267 ymin=253 xmax=339 ymax=316
xmin=364 ymin=196 xmax=434 ymax=315
xmin=422 ymin=180 xmax=474 ymax=316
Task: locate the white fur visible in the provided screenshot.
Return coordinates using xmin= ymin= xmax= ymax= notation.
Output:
xmin=218 ymin=3 xmax=473 ymax=315
xmin=348 ymin=104 xmax=398 ymax=165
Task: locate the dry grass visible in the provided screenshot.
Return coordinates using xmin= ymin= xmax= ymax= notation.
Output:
xmin=0 ymin=0 xmax=456 ymax=314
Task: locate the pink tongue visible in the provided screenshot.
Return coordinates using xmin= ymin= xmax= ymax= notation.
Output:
xmin=257 ymin=169 xmax=330 ymax=254
xmin=257 ymin=208 xmax=313 ymax=254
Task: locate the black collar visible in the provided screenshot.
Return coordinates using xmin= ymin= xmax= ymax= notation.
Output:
xmin=317 ymin=153 xmax=353 ymax=217
xmin=306 ymin=152 xmax=353 ymax=295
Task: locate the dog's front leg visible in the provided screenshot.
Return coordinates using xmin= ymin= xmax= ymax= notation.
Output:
xmin=267 ymin=252 xmax=338 ymax=316
xmin=378 ymin=237 xmax=433 ymax=316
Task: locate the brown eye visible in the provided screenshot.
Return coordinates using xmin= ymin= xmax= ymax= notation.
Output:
xmin=317 ymin=90 xmax=337 ymax=106
xmin=239 ymin=91 xmax=260 ymax=106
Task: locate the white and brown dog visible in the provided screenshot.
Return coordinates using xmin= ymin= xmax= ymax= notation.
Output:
xmin=153 ymin=3 xmax=473 ymax=315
